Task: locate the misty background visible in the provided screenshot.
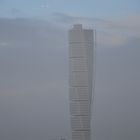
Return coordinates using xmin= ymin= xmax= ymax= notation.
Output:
xmin=0 ymin=0 xmax=140 ymax=140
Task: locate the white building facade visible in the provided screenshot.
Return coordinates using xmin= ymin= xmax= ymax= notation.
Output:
xmin=69 ymin=24 xmax=94 ymax=140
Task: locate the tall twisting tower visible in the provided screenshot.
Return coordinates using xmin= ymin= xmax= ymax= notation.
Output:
xmin=69 ymin=24 xmax=94 ymax=140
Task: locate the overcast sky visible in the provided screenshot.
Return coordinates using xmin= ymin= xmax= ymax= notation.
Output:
xmin=0 ymin=1 xmax=140 ymax=140
xmin=0 ymin=0 xmax=140 ymax=18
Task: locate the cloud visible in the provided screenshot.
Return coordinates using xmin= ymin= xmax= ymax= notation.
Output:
xmin=116 ymin=14 xmax=140 ymax=38
xmin=52 ymin=12 xmax=140 ymax=31
xmin=97 ymin=31 xmax=127 ymax=47
xmin=52 ymin=12 xmax=118 ymax=29
xmin=52 ymin=13 xmax=140 ymax=47
xmin=93 ymin=37 xmax=140 ymax=140
xmin=0 ymin=18 xmax=69 ymax=140
xmin=0 ymin=17 xmax=140 ymax=140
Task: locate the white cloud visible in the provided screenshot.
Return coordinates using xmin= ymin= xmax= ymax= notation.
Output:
xmin=115 ymin=14 xmax=140 ymax=38
xmin=97 ymin=31 xmax=127 ymax=47
xmin=52 ymin=13 xmax=140 ymax=47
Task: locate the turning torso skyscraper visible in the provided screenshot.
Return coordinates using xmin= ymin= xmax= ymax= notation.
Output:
xmin=69 ymin=24 xmax=94 ymax=140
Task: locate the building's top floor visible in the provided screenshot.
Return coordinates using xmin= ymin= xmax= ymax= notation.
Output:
xmin=73 ymin=24 xmax=83 ymax=30
xmin=69 ymin=24 xmax=94 ymax=43
xmin=71 ymin=24 xmax=93 ymax=31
